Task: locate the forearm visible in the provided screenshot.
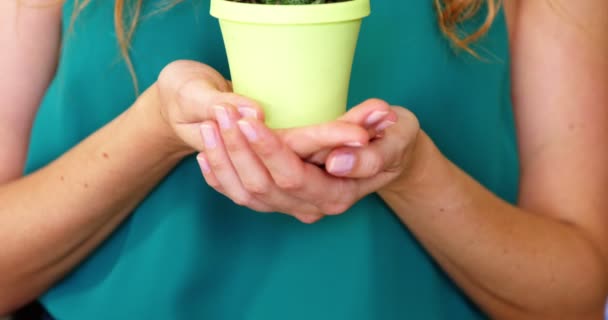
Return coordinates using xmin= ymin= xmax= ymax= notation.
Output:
xmin=0 ymin=87 xmax=188 ymax=314
xmin=379 ymin=132 xmax=608 ymax=319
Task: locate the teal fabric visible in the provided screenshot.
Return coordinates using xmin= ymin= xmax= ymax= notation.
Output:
xmin=25 ymin=0 xmax=518 ymax=319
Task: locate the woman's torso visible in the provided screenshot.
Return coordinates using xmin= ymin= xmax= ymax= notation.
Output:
xmin=25 ymin=1 xmax=518 ymax=319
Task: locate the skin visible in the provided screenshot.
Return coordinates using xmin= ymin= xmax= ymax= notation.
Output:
xmin=197 ymin=1 xmax=608 ymax=318
xmin=1 ymin=0 xmax=607 ymax=319
xmin=0 ymin=5 xmax=388 ymax=313
xmin=0 ymin=3 xmax=387 ymax=314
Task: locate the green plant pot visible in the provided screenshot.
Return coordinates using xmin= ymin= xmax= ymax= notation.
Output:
xmin=210 ymin=0 xmax=371 ymax=128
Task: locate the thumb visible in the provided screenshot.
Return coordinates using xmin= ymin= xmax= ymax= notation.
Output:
xmin=158 ymin=60 xmax=230 ymax=94
xmin=157 ymin=60 xmax=264 ymax=123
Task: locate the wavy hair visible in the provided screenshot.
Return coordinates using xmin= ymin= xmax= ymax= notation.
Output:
xmin=68 ymin=0 xmax=501 ymax=93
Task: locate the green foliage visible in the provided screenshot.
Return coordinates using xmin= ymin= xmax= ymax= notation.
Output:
xmin=229 ymin=0 xmax=349 ymax=4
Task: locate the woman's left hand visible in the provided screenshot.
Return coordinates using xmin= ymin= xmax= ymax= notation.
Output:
xmin=196 ymin=99 xmax=422 ymax=223
xmin=322 ymin=106 xmax=424 ymax=194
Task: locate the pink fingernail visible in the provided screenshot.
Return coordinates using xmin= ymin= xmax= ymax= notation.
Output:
xmin=376 ymin=120 xmax=396 ymax=132
xmin=196 ymin=153 xmax=211 ymax=174
xmin=200 ymin=124 xmax=218 ymax=149
xmin=214 ymin=106 xmax=231 ymax=130
xmin=345 ymin=141 xmax=363 ymax=147
xmin=327 ymin=153 xmax=355 ymax=175
xmin=365 ymin=111 xmax=389 ymax=127
xmin=238 ymin=107 xmax=258 ymax=119
xmin=237 ymin=120 xmax=258 ymax=142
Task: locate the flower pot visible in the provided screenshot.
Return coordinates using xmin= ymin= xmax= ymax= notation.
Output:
xmin=210 ymin=0 xmax=371 ymax=128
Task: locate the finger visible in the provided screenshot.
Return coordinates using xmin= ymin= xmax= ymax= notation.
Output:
xmin=338 ymin=98 xmax=394 ymax=128
xmin=325 ymin=147 xmax=387 ymax=179
xmin=238 ymin=118 xmax=360 ymax=215
xmin=158 ymin=61 xmax=264 ymax=122
xmin=214 ymin=105 xmax=321 ymax=217
xmin=199 ymin=149 xmax=308 ymax=216
xmin=277 ymin=121 xmax=371 ymax=159
xmin=196 ymin=152 xmax=223 ymax=192
xmin=294 ymin=213 xmax=324 ymax=224
xmin=338 ymin=99 xmax=400 ymax=138
xmin=302 ymin=110 xmax=399 ymax=165
xmin=237 ymin=118 xmax=307 ymax=189
xmin=213 ymin=104 xmax=271 ymax=191
xmin=199 ymin=121 xmax=270 ymax=212
xmin=371 ymin=110 xmax=399 ymax=137
xmin=179 ymin=81 xmax=264 ymax=122
xmin=198 ymin=152 xmax=274 ymax=213
xmin=158 ymin=60 xmax=231 ymax=93
xmin=326 ymin=108 xmax=419 ymax=179
xmin=297 ymin=99 xmax=396 ymax=164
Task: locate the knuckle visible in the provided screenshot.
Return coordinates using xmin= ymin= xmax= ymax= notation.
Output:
xmin=293 ymin=207 xmax=321 ymax=217
xmin=321 ymin=182 xmax=356 ymax=215
xmin=242 ymin=179 xmax=271 ymax=196
xmin=206 ymin=156 xmax=231 ymax=172
xmin=198 ymin=68 xmax=231 ymax=92
xmin=365 ymin=98 xmax=390 ymax=108
xmin=255 ymin=143 xmax=276 ymax=158
xmin=223 ymin=135 xmax=243 ymax=154
xmin=396 ymin=107 xmax=420 ymax=129
xmin=254 ymin=206 xmax=275 ymax=213
xmin=175 ymin=77 xmax=199 ymax=106
xmin=278 ymin=132 xmax=300 ymax=151
xmin=158 ymin=60 xmax=196 ymax=88
xmin=275 ymin=174 xmax=304 ymax=191
xmin=254 ymin=137 xmax=282 ymax=158
xmin=159 ymin=60 xmax=211 ymax=80
xmin=296 ymin=213 xmax=323 ymax=224
xmin=365 ymin=154 xmax=386 ymax=175
xmin=159 ymin=61 xmax=226 ymax=108
xmin=158 ymin=60 xmax=185 ymax=81
xmin=205 ymin=179 xmax=222 ymax=191
xmin=321 ymin=201 xmax=351 ymax=216
xmin=232 ymin=193 xmax=253 ymax=207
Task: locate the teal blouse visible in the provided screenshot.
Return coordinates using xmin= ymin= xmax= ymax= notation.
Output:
xmin=25 ymin=0 xmax=519 ymax=319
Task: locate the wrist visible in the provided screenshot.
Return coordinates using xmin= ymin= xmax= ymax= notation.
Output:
xmin=130 ymin=84 xmax=194 ymax=159
xmin=379 ymin=130 xmax=452 ymax=199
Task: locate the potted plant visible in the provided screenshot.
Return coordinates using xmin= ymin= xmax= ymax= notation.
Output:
xmin=210 ymin=0 xmax=371 ymax=128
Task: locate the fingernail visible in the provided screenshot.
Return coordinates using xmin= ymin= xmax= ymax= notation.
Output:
xmin=238 ymin=107 xmax=258 ymax=119
xmin=327 ymin=153 xmax=355 ymax=175
xmin=214 ymin=106 xmax=231 ymax=130
xmin=375 ymin=120 xmax=396 ymax=132
xmin=345 ymin=141 xmax=363 ymax=148
xmin=237 ymin=120 xmax=258 ymax=142
xmin=365 ymin=111 xmax=389 ymax=127
xmin=196 ymin=153 xmax=211 ymax=174
xmin=200 ymin=124 xmax=218 ymax=149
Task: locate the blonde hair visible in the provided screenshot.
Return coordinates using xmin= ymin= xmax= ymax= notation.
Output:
xmin=435 ymin=0 xmax=501 ymax=56
xmin=70 ymin=0 xmax=185 ymax=93
xmin=70 ymin=0 xmax=501 ymax=93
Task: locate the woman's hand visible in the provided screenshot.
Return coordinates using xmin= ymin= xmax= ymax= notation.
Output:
xmin=196 ymin=98 xmax=420 ymax=223
xmin=323 ymin=106 xmax=423 ymax=193
xmin=152 ymin=60 xmax=379 ymax=158
xmin=156 ymin=61 xmax=403 ymax=223
xmin=154 ymin=60 xmax=264 ymax=154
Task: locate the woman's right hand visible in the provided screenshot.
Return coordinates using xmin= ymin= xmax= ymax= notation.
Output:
xmin=151 ymin=60 xmax=378 ymax=157
xmin=154 ymin=60 xmax=265 ymax=155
